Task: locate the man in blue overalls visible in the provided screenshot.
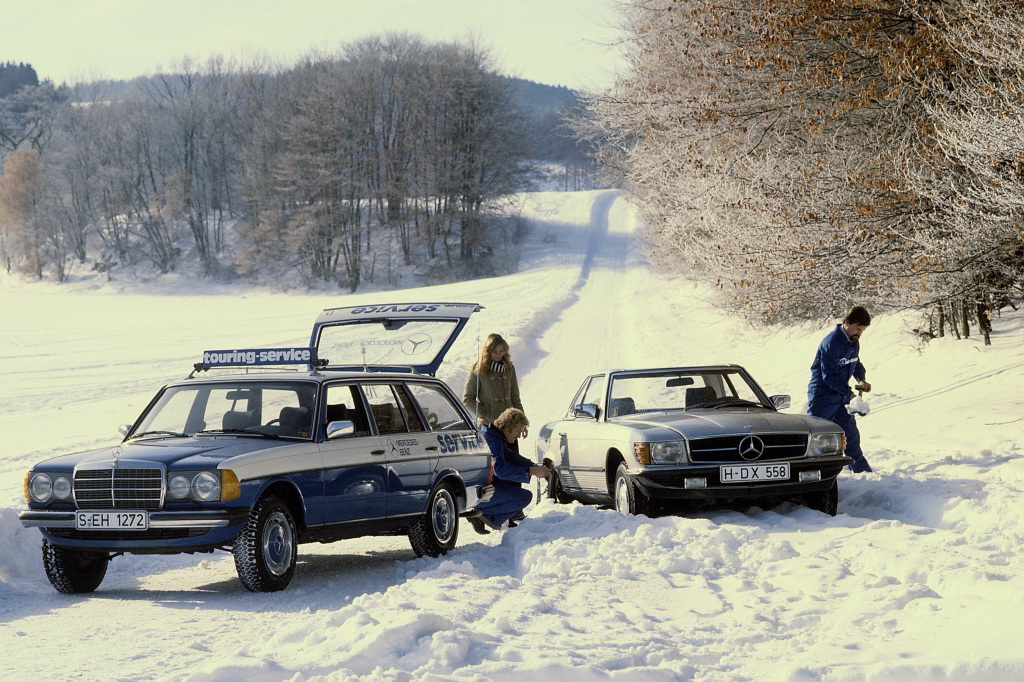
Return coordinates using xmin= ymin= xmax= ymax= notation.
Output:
xmin=466 ymin=408 xmax=550 ymax=534
xmin=808 ymin=306 xmax=874 ymax=473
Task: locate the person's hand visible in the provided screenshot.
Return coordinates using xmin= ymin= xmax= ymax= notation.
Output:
xmin=529 ymin=465 xmax=550 ymax=479
xmin=856 ymin=380 xmax=872 ymax=393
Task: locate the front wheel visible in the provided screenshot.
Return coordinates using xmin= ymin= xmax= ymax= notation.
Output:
xmin=42 ymin=539 xmax=109 ymax=594
xmin=409 ymin=484 xmax=459 ymax=557
xmin=233 ymin=495 xmax=298 ymax=592
xmin=804 ymin=480 xmax=839 ymax=516
xmin=547 ymin=469 xmax=573 ymax=504
xmin=614 ymin=462 xmax=652 ymax=516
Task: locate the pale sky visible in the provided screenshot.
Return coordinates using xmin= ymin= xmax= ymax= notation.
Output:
xmin=4 ymin=0 xmax=627 ymax=91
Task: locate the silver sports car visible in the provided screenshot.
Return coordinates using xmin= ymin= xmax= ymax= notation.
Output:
xmin=536 ymin=366 xmax=851 ymax=516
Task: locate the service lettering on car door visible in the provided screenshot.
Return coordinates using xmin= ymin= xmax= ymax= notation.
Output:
xmin=364 ymin=383 xmax=431 ymax=517
xmin=436 ymin=432 xmax=480 ymax=453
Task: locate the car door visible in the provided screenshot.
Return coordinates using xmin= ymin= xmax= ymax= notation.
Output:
xmin=319 ymin=382 xmax=388 ymax=523
xmin=556 ymin=374 xmax=609 ymax=494
xmin=405 ymin=379 xmax=483 ymax=483
xmin=361 ymin=382 xmax=433 ymax=519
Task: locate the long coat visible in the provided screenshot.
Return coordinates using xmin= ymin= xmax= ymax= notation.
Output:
xmin=462 ymin=363 xmax=523 ymax=426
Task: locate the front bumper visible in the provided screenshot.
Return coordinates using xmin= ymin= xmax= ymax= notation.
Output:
xmin=632 ymin=456 xmax=851 ymax=501
xmin=20 ymin=509 xmax=249 ymax=553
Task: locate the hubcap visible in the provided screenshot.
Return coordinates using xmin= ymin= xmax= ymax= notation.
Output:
xmin=615 ymin=477 xmax=630 ymax=514
xmin=432 ymin=490 xmax=455 ymax=543
xmin=262 ymin=511 xmax=294 ymax=576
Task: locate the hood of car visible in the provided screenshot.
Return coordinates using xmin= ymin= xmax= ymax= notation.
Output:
xmin=613 ymin=409 xmax=823 ymax=439
xmin=35 ymin=437 xmax=298 ymax=471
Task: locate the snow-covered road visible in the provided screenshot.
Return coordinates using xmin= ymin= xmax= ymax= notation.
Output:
xmin=1 ymin=190 xmax=1022 ymax=681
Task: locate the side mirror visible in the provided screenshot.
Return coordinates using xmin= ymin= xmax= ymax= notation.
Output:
xmin=573 ymin=403 xmax=599 ymax=420
xmin=118 ymin=424 xmax=131 ymax=436
xmin=326 ymin=420 xmax=356 ymax=439
xmin=770 ymin=395 xmax=791 ymax=410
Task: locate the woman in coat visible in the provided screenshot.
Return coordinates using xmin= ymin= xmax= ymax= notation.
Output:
xmin=462 ymin=333 xmax=523 ymax=427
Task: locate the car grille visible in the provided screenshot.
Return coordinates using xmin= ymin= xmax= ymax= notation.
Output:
xmin=688 ymin=434 xmax=808 ymax=463
xmin=75 ymin=468 xmax=163 ymax=510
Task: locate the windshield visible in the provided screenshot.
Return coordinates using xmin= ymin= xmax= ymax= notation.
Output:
xmin=131 ymin=381 xmax=318 ymax=439
xmin=607 ymin=369 xmax=768 ymax=418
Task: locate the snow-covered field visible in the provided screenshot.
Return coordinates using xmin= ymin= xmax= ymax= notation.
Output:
xmin=1 ymin=190 xmax=1022 ymax=681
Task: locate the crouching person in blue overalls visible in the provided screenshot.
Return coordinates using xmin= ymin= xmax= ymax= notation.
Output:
xmin=466 ymin=408 xmax=550 ymax=534
xmin=808 ymin=305 xmax=874 ymax=473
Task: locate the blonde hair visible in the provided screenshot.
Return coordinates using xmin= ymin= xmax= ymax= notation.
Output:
xmin=493 ymin=407 xmax=529 ymax=432
xmin=476 ymin=333 xmax=512 ymax=377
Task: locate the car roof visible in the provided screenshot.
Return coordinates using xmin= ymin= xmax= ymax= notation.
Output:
xmin=592 ymin=365 xmax=744 ymax=376
xmin=170 ymin=369 xmax=449 ymax=387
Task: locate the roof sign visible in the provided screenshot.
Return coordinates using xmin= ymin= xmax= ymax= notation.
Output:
xmin=197 ymin=347 xmax=318 ymax=370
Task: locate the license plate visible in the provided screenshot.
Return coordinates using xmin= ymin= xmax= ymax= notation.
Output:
xmin=719 ymin=462 xmax=790 ymax=483
xmin=75 ymin=511 xmax=149 ymax=531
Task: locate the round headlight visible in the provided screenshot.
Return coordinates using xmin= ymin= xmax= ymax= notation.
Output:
xmin=30 ymin=473 xmax=53 ymax=503
xmin=169 ymin=475 xmax=191 ymax=499
xmin=52 ymin=476 xmax=72 ymax=500
xmin=192 ymin=472 xmax=221 ymax=502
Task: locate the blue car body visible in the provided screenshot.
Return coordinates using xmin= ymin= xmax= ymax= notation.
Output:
xmin=21 ymin=303 xmax=492 ymax=591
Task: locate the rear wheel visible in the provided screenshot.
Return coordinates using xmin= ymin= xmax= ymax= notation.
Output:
xmin=804 ymin=480 xmax=839 ymax=516
xmin=233 ymin=495 xmax=298 ymax=592
xmin=613 ymin=463 xmax=652 ymax=516
xmin=409 ymin=484 xmax=459 ymax=557
xmin=42 ymin=539 xmax=109 ymax=594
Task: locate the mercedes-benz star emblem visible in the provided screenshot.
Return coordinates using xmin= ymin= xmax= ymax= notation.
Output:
xmin=738 ymin=435 xmax=765 ymax=461
xmin=402 ymin=333 xmax=432 ymax=355
xmin=112 ymin=445 xmax=123 ymax=467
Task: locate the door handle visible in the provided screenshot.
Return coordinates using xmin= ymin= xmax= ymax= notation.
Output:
xmin=425 ymin=446 xmax=439 ymax=451
xmin=370 ymin=449 xmax=385 ymax=455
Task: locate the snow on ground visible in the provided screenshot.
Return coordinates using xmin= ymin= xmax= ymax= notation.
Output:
xmin=0 ymin=189 xmax=1022 ymax=681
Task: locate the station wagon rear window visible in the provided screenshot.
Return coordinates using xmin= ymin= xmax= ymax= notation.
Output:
xmin=315 ymin=319 xmax=458 ymax=369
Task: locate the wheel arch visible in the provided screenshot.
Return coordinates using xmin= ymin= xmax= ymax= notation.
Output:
xmin=254 ymin=479 xmax=306 ymax=531
xmin=431 ymin=468 xmax=467 ymax=510
xmin=605 ymin=448 xmax=625 ymax=496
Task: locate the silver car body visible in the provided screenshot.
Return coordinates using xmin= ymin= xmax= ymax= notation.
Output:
xmin=536 ymin=365 xmax=851 ymax=512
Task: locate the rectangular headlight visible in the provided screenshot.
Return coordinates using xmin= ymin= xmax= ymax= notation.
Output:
xmin=809 ymin=433 xmax=842 ymax=457
xmin=651 ymin=441 xmax=686 ymax=464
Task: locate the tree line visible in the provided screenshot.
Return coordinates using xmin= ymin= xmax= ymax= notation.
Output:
xmin=0 ymin=36 xmax=592 ymax=289
xmin=579 ymin=0 xmax=1024 ymax=343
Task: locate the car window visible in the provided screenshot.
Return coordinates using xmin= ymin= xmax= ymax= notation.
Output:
xmin=392 ymin=384 xmax=426 ymax=432
xmin=362 ymin=383 xmax=424 ymax=435
xmin=581 ymin=374 xmax=606 ymax=409
xmin=608 ymin=370 xmax=767 ymax=415
xmin=324 ymin=383 xmax=371 ymax=436
xmin=407 ymin=383 xmax=472 ymax=431
xmin=566 ymin=377 xmax=591 ymax=418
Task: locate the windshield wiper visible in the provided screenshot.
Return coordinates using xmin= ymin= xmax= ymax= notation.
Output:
xmin=710 ymin=400 xmax=770 ymax=409
xmin=196 ymin=428 xmax=289 ymax=440
xmin=130 ymin=430 xmax=189 ymax=439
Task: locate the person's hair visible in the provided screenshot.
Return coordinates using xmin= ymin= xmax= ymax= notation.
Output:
xmin=843 ymin=305 xmax=872 ymax=326
xmin=476 ymin=333 xmax=512 ymax=376
xmin=493 ymin=407 xmax=529 ymax=432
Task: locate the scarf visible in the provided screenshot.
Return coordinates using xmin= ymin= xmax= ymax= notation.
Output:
xmin=489 ymin=360 xmax=507 ymax=374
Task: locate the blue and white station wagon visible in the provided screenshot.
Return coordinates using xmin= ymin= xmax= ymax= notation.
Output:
xmin=20 ymin=303 xmax=494 ymax=593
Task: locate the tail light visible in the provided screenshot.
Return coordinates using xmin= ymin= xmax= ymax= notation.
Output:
xmin=487 ymin=456 xmax=494 ymax=484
